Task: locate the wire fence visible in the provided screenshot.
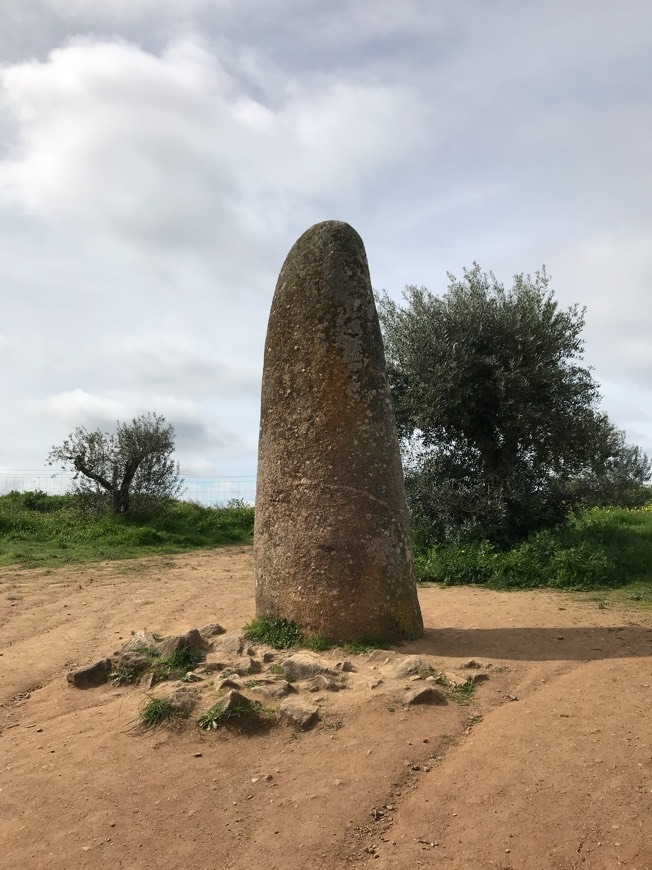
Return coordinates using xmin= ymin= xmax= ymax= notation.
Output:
xmin=0 ymin=470 xmax=256 ymax=507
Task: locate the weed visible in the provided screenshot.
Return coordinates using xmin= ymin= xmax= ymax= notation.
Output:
xmin=305 ymin=634 xmax=330 ymax=652
xmin=269 ymin=663 xmax=285 ymax=676
xmin=448 ymin=681 xmax=476 ymax=704
xmin=151 ymin=645 xmax=202 ymax=681
xmin=243 ymin=617 xmax=303 ymax=649
xmin=110 ymin=664 xmax=138 ymax=686
xmin=197 ymin=696 xmax=266 ymax=730
xmin=140 ymin=698 xmax=183 ymax=729
xmin=342 ymin=640 xmax=390 ymax=655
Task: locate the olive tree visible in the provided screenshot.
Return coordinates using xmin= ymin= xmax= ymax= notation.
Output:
xmin=47 ymin=412 xmax=183 ymax=514
xmin=378 ymin=265 xmax=650 ymax=546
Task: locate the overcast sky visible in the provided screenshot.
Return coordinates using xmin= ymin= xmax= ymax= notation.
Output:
xmin=1 ymin=0 xmax=651 ymax=485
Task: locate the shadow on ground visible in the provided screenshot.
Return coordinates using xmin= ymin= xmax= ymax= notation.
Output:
xmin=402 ymin=626 xmax=652 ymax=661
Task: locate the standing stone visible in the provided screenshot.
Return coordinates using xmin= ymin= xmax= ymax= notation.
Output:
xmin=254 ymin=221 xmax=423 ymax=643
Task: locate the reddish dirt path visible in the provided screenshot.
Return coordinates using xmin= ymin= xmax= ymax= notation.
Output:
xmin=1 ymin=546 xmax=651 ymax=870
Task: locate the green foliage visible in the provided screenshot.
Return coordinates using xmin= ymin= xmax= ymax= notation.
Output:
xmin=342 ymin=640 xmax=390 ymax=655
xmin=110 ymin=664 xmax=138 ymax=686
xmin=0 ymin=491 xmax=254 ymax=567
xmin=415 ymin=506 xmax=652 ymax=591
xmin=378 ymin=266 xmax=650 ymax=547
xmin=140 ymin=698 xmax=183 ymax=729
xmin=243 ymin=617 xmax=303 ymax=649
xmin=448 ymin=681 xmax=476 ymax=704
xmin=47 ymin=412 xmax=183 ymax=514
xmin=151 ymin=645 xmax=203 ymax=681
xmin=305 ymin=634 xmax=330 ymax=652
xmin=197 ymin=696 xmax=265 ymax=730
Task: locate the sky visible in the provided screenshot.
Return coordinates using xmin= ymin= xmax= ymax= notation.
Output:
xmin=1 ymin=0 xmax=651 ymax=488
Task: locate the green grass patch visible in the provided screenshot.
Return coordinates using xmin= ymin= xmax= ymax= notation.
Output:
xmin=447 ymin=680 xmax=476 ymax=704
xmin=0 ymin=491 xmax=254 ymax=567
xmin=150 ymin=645 xmax=203 ymax=682
xmin=140 ymin=698 xmax=184 ymax=729
xmin=414 ymin=506 xmax=652 ymax=595
xmin=342 ymin=640 xmax=390 ymax=655
xmin=244 ymin=617 xmax=303 ymax=649
xmin=197 ymin=695 xmax=267 ymax=730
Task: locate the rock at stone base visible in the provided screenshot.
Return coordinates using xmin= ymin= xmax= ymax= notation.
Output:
xmin=215 ymin=677 xmax=242 ymax=690
xmin=251 ymin=681 xmax=295 ymax=700
xmin=220 ymin=656 xmax=261 ymax=678
xmin=279 ymin=699 xmax=319 ymax=730
xmin=441 ymin=671 xmax=467 ymax=688
xmin=67 ymin=658 xmax=112 ymax=689
xmin=199 ymin=623 xmax=226 ymax=638
xmin=366 ymin=650 xmax=397 ymax=665
xmin=405 ymin=686 xmax=447 ymax=706
xmin=157 ymin=629 xmax=207 ymax=658
xmin=119 ymin=630 xmax=158 ymax=654
xmin=139 ymin=672 xmax=156 ymax=690
xmin=167 ymin=687 xmax=201 ymax=715
xmin=214 ymin=634 xmax=249 ymax=656
xmin=392 ymin=656 xmax=430 ymax=679
xmin=335 ymin=660 xmax=356 ymax=673
xmin=280 ymin=653 xmax=335 ymax=682
xmin=115 ymin=652 xmax=151 ymax=674
xmin=307 ymin=675 xmax=344 ymax=693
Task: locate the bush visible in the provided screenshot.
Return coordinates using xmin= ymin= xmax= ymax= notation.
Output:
xmin=415 ymin=505 xmax=652 ymax=591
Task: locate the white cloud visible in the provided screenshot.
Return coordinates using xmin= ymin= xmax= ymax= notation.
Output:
xmin=0 ymin=36 xmax=426 ymax=261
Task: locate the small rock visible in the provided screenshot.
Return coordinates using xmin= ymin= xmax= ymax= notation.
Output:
xmin=366 ymin=649 xmax=397 ymax=665
xmin=461 ymin=660 xmax=482 ymax=669
xmin=280 ymin=653 xmax=335 ymax=681
xmin=335 ymin=660 xmax=356 ymax=673
xmin=215 ymin=677 xmax=242 ymax=690
xmin=182 ymin=671 xmax=205 ymax=683
xmin=157 ymin=628 xmax=207 ymax=658
xmin=251 ymin=681 xmax=295 ymax=700
xmin=139 ymin=672 xmax=156 ymax=690
xmin=212 ymin=689 xmax=249 ymax=716
xmin=115 ymin=652 xmax=151 ymax=674
xmin=214 ymin=634 xmax=247 ymax=656
xmin=408 ymin=674 xmax=422 ymax=682
xmin=307 ymin=674 xmax=344 ymax=693
xmin=470 ymin=673 xmax=490 ymax=685
xmin=194 ymin=752 xmax=203 ymax=757
xmin=199 ymin=623 xmax=226 ymax=638
xmin=262 ymin=652 xmax=275 ymax=663
xmin=392 ymin=656 xmax=429 ymax=679
xmin=279 ymin=698 xmax=319 ymax=730
xmin=368 ymin=678 xmax=383 ymax=689
xmin=405 ymin=687 xmax=447 ymax=706
xmin=67 ymin=658 xmax=112 ymax=689
xmin=167 ymin=687 xmax=201 ymax=714
xmin=221 ymin=657 xmax=261 ymax=677
xmin=119 ymin=630 xmax=158 ymax=654
xmin=441 ymin=672 xmax=467 ymax=688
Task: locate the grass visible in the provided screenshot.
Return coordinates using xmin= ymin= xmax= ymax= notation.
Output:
xmin=447 ymin=680 xmax=476 ymax=705
xmin=243 ymin=617 xmax=389 ymax=654
xmin=414 ymin=505 xmax=652 ymax=596
xmin=0 ymin=491 xmax=254 ymax=567
xmin=140 ymin=698 xmax=184 ymax=729
xmin=150 ymin=645 xmax=203 ymax=682
xmin=197 ymin=695 xmax=268 ymax=730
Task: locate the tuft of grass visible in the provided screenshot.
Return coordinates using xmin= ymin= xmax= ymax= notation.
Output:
xmin=110 ymin=664 xmax=138 ymax=686
xmin=448 ymin=680 xmax=476 ymax=704
xmin=305 ymin=634 xmax=330 ymax=652
xmin=342 ymin=640 xmax=390 ymax=655
xmin=140 ymin=698 xmax=184 ymax=729
xmin=243 ymin=617 xmax=303 ymax=649
xmin=151 ymin=645 xmax=203 ymax=682
xmin=197 ymin=696 xmax=266 ymax=730
xmin=0 ymin=491 xmax=255 ymax=568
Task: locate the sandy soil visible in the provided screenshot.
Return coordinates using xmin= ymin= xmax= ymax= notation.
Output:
xmin=1 ymin=545 xmax=651 ymax=870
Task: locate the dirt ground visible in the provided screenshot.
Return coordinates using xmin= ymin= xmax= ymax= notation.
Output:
xmin=1 ymin=545 xmax=651 ymax=870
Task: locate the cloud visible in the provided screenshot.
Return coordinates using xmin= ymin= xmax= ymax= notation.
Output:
xmin=0 ymin=36 xmax=426 ymax=263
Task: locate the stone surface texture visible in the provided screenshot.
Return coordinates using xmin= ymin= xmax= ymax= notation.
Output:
xmin=67 ymin=658 xmax=112 ymax=689
xmin=254 ymin=220 xmax=423 ymax=643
